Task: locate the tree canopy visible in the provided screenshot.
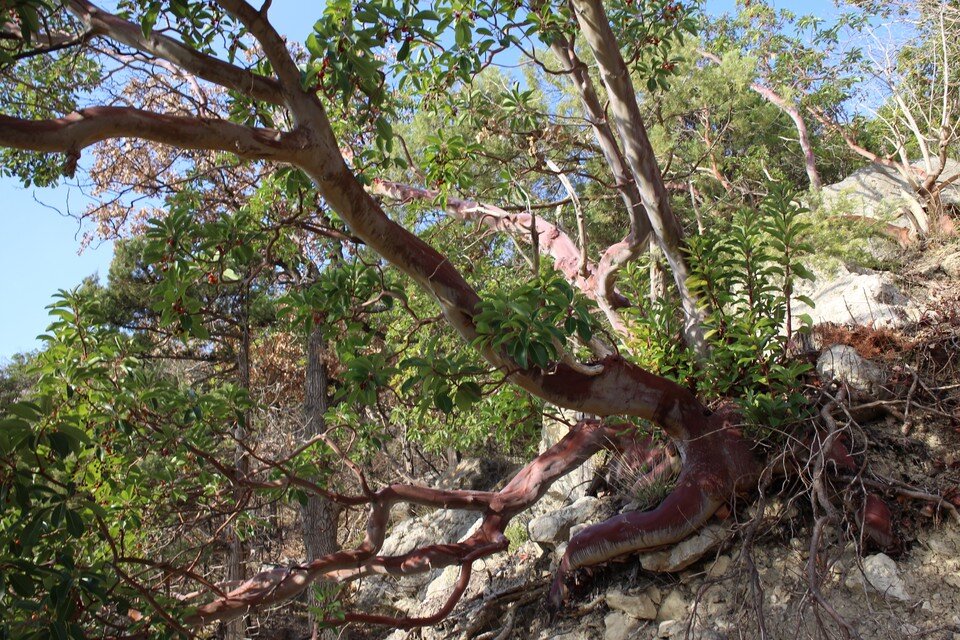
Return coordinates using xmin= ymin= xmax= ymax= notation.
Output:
xmin=0 ymin=0 xmax=957 ymax=638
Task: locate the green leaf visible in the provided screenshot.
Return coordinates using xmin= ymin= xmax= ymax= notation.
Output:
xmin=397 ymin=38 xmax=411 ymax=62
xmin=434 ymin=391 xmax=454 ymax=414
xmin=56 ymin=424 xmax=92 ymax=446
xmin=454 ymin=382 xmax=482 ymax=410
xmin=8 ymin=573 xmax=34 ymax=597
xmin=65 ymin=509 xmax=85 ymax=538
xmin=141 ymin=3 xmax=160 ymax=38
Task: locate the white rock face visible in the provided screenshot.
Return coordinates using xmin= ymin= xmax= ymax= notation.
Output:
xmin=816 ymin=345 xmax=888 ymax=397
xmin=657 ymin=620 xmax=680 ymax=638
xmin=821 ymin=158 xmax=960 ymax=226
xmin=793 ymin=265 xmax=918 ymax=329
xmin=528 ymin=496 xmax=600 ymax=545
xmin=942 ymin=252 xmax=960 ymax=278
xmin=657 ymin=589 xmax=688 ymax=623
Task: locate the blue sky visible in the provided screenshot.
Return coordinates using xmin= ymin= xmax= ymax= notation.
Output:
xmin=0 ymin=0 xmax=836 ymax=362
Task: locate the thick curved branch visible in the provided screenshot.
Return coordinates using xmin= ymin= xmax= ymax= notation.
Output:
xmin=548 ymin=480 xmax=721 ymax=610
xmin=0 ymin=107 xmax=298 ymax=161
xmin=333 ymin=539 xmax=504 ymax=629
xmin=65 ymin=0 xmax=284 ymax=105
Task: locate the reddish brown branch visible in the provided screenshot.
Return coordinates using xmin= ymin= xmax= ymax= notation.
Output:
xmin=186 ymin=419 xmax=626 ymax=626
xmin=65 ymin=0 xmax=284 ymax=104
xmin=0 ymin=107 xmax=296 ymax=161
xmin=700 ymin=49 xmax=822 ymax=190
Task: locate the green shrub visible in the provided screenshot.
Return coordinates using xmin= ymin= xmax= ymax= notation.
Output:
xmin=622 ymin=186 xmax=816 ymax=435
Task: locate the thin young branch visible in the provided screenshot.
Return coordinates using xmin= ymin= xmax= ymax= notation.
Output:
xmin=700 ymin=49 xmax=822 ymax=191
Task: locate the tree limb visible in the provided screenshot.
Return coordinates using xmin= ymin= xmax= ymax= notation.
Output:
xmin=65 ymin=0 xmax=284 ymax=105
xmin=0 ymin=107 xmax=299 ymax=161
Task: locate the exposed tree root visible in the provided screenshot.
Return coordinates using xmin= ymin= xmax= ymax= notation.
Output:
xmin=185 ymin=400 xmax=761 ymax=629
xmin=186 ymin=419 xmax=631 ymax=625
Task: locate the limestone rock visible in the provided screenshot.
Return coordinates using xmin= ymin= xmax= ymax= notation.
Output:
xmin=817 ymin=345 xmax=887 ymax=397
xmin=942 ymin=252 xmax=960 ymax=278
xmin=528 ymin=496 xmax=600 ymax=545
xmin=355 ymin=501 xmax=482 ymax=605
xmin=545 ymin=631 xmax=591 ymax=640
xmin=604 ymin=611 xmax=643 ymax=640
xmin=707 ymin=554 xmax=732 ymax=578
xmin=657 ymin=589 xmax=688 ymax=623
xmin=793 ymin=266 xmax=918 ymax=329
xmin=638 ymin=524 xmax=730 ymax=573
xmin=657 ymin=620 xmax=680 ymax=638
xmin=853 ymin=553 xmax=911 ymax=601
xmin=424 ymin=564 xmax=459 ymax=602
xmin=606 ymin=589 xmax=658 ymax=620
xmin=821 ymin=158 xmax=960 ymax=226
xmin=437 ymin=457 xmax=513 ymax=491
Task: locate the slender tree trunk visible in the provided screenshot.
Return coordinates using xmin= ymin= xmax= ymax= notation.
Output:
xmin=570 ymin=0 xmax=707 ymax=355
xmin=224 ymin=289 xmax=251 ymax=640
xmin=301 ymin=327 xmax=341 ymax=639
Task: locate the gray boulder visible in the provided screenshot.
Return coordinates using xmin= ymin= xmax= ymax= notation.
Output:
xmin=846 ymin=553 xmax=911 ymax=601
xmin=604 ymin=610 xmax=644 ymax=640
xmin=606 ymin=589 xmax=658 ymax=620
xmin=942 ymin=252 xmax=960 ymax=278
xmin=821 ymin=158 xmax=960 ymax=230
xmin=636 ymin=524 xmax=730 ymax=573
xmin=792 ymin=264 xmax=918 ymax=329
xmin=528 ymin=496 xmax=601 ymax=545
xmin=817 ymin=345 xmax=888 ymax=397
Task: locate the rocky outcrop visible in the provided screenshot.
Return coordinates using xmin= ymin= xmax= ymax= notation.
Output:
xmin=792 ymin=264 xmax=918 ymax=329
xmin=635 ymin=524 xmax=730 ymax=573
xmin=821 ymin=158 xmax=960 ymax=232
xmin=528 ymin=496 xmax=602 ymax=546
xmin=846 ymin=553 xmax=911 ymax=601
xmin=942 ymin=251 xmax=960 ymax=278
